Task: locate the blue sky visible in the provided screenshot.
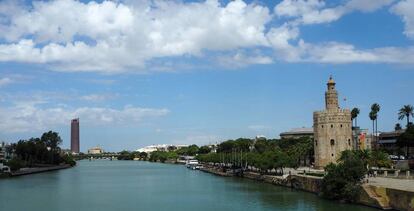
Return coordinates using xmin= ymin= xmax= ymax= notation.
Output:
xmin=0 ymin=0 xmax=413 ymax=152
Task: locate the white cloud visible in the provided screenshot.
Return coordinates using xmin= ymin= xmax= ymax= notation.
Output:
xmin=266 ymin=24 xmax=301 ymax=60
xmin=274 ymin=0 xmax=395 ymax=25
xmin=0 ymin=77 xmax=13 ymax=87
xmin=0 ymin=0 xmax=271 ymax=72
xmin=278 ymin=40 xmax=414 ymax=64
xmin=0 ymin=0 xmax=411 ymax=71
xmin=80 ymin=94 xmax=115 ymax=102
xmin=0 ymin=102 xmax=169 ymax=132
xmin=391 ymin=0 xmax=414 ymax=39
xmin=216 ymin=51 xmax=273 ymax=68
xmin=274 ymin=0 xmax=344 ymax=25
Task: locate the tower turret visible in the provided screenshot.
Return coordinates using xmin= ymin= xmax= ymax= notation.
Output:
xmin=325 ymin=76 xmax=339 ymax=110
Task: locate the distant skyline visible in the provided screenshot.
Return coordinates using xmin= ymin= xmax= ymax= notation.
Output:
xmin=0 ymin=0 xmax=414 ymax=152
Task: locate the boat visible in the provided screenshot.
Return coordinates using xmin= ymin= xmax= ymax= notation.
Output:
xmin=185 ymin=159 xmax=200 ymax=170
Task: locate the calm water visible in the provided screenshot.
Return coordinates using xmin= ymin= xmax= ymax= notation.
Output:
xmin=0 ymin=160 xmax=376 ymax=211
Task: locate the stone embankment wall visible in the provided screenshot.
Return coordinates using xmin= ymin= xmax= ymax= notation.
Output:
xmin=360 ymin=185 xmax=414 ymax=211
xmin=10 ymin=164 xmax=72 ymax=177
xmin=200 ymin=165 xmax=414 ymax=211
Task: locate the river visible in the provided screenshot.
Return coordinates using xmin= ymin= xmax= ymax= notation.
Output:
xmin=0 ymin=160 xmax=376 ymax=211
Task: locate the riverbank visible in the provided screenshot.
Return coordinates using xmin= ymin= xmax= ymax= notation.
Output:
xmin=200 ymin=165 xmax=414 ymax=211
xmin=2 ymin=164 xmax=73 ymax=177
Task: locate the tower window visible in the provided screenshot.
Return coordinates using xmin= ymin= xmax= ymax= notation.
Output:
xmin=331 ymin=153 xmax=334 ymax=157
xmin=330 ymin=139 xmax=335 ymax=146
xmin=331 ymin=124 xmax=333 ymax=128
xmin=315 ymin=140 xmax=318 ymax=146
xmin=321 ymin=125 xmax=324 ymax=128
xmin=348 ymin=139 xmax=351 ymax=146
xmin=340 ymin=124 xmax=343 ymax=128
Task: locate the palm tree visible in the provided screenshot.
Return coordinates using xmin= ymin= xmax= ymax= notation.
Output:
xmin=369 ymin=111 xmax=377 ymax=144
xmin=371 ymin=103 xmax=380 ymax=142
xmin=351 ymin=108 xmax=360 ymax=127
xmin=395 ymin=123 xmax=402 ymax=131
xmin=398 ymin=104 xmax=414 ymax=127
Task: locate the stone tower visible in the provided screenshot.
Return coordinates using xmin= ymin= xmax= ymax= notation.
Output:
xmin=313 ymin=76 xmax=352 ymax=169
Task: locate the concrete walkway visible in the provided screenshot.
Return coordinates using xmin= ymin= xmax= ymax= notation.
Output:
xmin=368 ymin=177 xmax=414 ymax=192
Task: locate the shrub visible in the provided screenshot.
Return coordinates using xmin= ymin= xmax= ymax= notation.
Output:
xmin=321 ymin=150 xmax=367 ymax=202
xmin=6 ymin=158 xmax=25 ymax=171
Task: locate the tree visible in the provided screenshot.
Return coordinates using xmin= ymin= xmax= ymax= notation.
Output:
xmin=371 ymin=103 xmax=380 ymax=141
xmin=369 ymin=111 xmax=377 ymax=145
xmin=139 ymin=152 xmax=148 ymax=160
xmin=351 ymin=108 xmax=360 ymax=127
xmin=368 ymin=150 xmax=392 ymax=168
xmin=7 ymin=131 xmax=74 ymax=170
xmin=398 ymin=105 xmax=414 ymax=127
xmin=41 ymin=131 xmax=62 ymax=153
xmin=198 ymin=146 xmax=211 ymax=154
xmin=187 ymin=145 xmax=199 ymax=156
xmin=322 ymin=150 xmax=367 ymax=202
xmin=397 ymin=124 xmax=414 ymax=157
xmin=395 ymin=123 xmax=402 ymax=131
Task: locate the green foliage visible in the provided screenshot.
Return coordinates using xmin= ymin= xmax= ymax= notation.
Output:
xmin=41 ymin=131 xmax=62 ymax=152
xmin=8 ymin=131 xmax=69 ymax=170
xmin=117 ymin=151 xmax=137 ymax=160
xmin=198 ymin=137 xmax=314 ymax=175
xmin=368 ymin=150 xmax=392 ymax=168
xmin=398 ymin=104 xmax=414 ymax=127
xmin=351 ymin=107 xmax=360 ymax=126
xmin=176 ymin=145 xmax=199 ymax=156
xmin=217 ymin=138 xmax=253 ymax=153
xmin=149 ymin=151 xmax=178 ymax=163
xmin=139 ymin=152 xmax=148 ymax=160
xmin=397 ymin=124 xmax=414 ymax=156
xmin=6 ymin=158 xmax=25 ymax=171
xmin=322 ymin=150 xmax=367 ymax=202
xmin=61 ymin=154 xmax=76 ymax=166
xmin=395 ymin=123 xmax=402 ymax=131
xmin=198 ymin=146 xmax=211 ymax=154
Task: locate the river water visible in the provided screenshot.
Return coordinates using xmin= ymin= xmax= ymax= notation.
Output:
xmin=0 ymin=160 xmax=376 ymax=211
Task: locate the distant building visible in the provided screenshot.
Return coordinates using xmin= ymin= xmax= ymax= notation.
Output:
xmin=0 ymin=142 xmax=11 ymax=162
xmin=280 ymin=128 xmax=314 ymax=139
xmin=376 ymin=130 xmax=410 ymax=155
xmin=71 ymin=118 xmax=80 ymax=153
xmin=352 ymin=127 xmax=372 ymax=150
xmin=136 ymin=144 xmax=189 ymax=153
xmin=0 ymin=142 xmax=6 ymax=162
xmin=255 ymin=135 xmax=267 ymax=140
xmin=88 ymin=146 xmax=104 ymax=154
xmin=313 ymin=76 xmax=353 ymax=169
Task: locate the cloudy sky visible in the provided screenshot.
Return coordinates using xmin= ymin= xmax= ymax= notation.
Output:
xmin=0 ymin=0 xmax=413 ymax=152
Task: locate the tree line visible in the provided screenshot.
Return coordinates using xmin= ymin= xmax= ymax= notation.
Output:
xmin=4 ymin=131 xmax=76 ymax=171
xmin=196 ymin=137 xmax=314 ymax=175
xmin=352 ymin=103 xmax=414 ymax=156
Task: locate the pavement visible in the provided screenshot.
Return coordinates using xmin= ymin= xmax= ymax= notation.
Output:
xmin=368 ymin=177 xmax=414 ymax=192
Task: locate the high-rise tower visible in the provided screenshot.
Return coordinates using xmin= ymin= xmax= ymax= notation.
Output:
xmin=313 ymin=76 xmax=352 ymax=169
xmin=71 ymin=118 xmax=80 ymax=153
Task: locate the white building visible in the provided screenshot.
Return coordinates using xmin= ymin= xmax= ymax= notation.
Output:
xmin=88 ymin=146 xmax=104 ymax=154
xmin=136 ymin=144 xmax=189 ymax=153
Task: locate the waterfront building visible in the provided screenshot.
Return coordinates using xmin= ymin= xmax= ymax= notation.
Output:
xmin=136 ymin=144 xmax=189 ymax=153
xmin=376 ymin=129 xmax=413 ymax=156
xmin=0 ymin=142 xmax=6 ymax=161
xmin=88 ymin=146 xmax=104 ymax=154
xmin=280 ymin=127 xmax=314 ymax=139
xmin=313 ymin=76 xmax=353 ymax=169
xmin=71 ymin=118 xmax=80 ymax=154
xmin=352 ymin=127 xmax=372 ymax=150
xmin=0 ymin=142 xmax=12 ymax=162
